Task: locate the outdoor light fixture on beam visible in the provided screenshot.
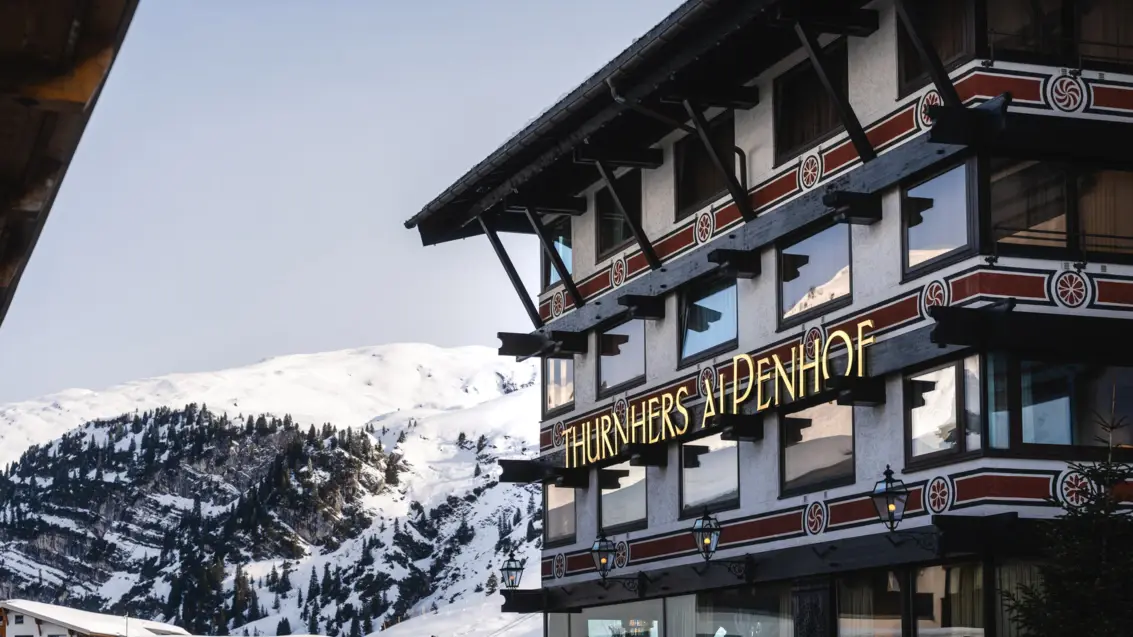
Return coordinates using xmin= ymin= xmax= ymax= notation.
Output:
xmin=690 ymin=510 xmax=755 ymax=581
xmin=501 ymin=552 xmax=526 ymax=590
xmin=591 ymin=535 xmax=653 ymax=597
xmin=824 ymin=191 xmax=882 ymax=226
xmin=870 ymin=466 xmax=937 ymax=551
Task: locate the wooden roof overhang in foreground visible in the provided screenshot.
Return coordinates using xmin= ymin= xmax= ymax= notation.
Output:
xmin=0 ymin=0 xmax=139 ymax=330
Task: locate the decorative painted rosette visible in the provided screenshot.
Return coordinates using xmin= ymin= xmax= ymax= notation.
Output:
xmin=552 ymin=421 xmax=565 ymax=448
xmin=1048 ymin=74 xmax=1086 ymax=113
xmin=1057 ymin=469 xmax=1094 ymax=508
xmin=553 ymin=553 xmax=566 ymax=579
xmin=799 ymin=153 xmax=822 ymax=190
xmin=1051 ymin=270 xmax=1090 ymax=308
xmin=921 ymin=280 xmax=950 ymax=317
xmin=924 ymin=476 xmax=953 ymax=514
xmin=611 ymin=257 xmax=627 ymax=288
xmin=698 ymin=366 xmax=717 ymax=399
xmin=614 ymin=541 xmax=630 ymax=568
xmin=551 ymin=291 xmax=564 ymax=317
xmin=695 ymin=211 xmax=716 ymax=245
xmin=804 ymin=500 xmax=828 ymax=536
xmin=918 ymin=89 xmax=943 ymax=129
xmin=803 ymin=326 xmax=825 ymax=362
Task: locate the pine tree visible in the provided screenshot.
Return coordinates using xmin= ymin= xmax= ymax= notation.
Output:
xmin=307 ymin=612 xmax=319 ymax=636
xmin=485 ymin=572 xmax=498 ymax=594
xmin=526 ymin=492 xmax=535 ymax=515
xmin=457 ymin=432 xmax=467 ymax=447
xmin=275 ymin=618 xmax=292 ymax=636
xmin=474 ymin=463 xmax=481 ymax=477
xmin=1004 ymin=405 xmax=1133 ymax=637
xmin=362 ymin=616 xmax=373 ymax=634
xmin=307 ymin=566 xmax=320 ymax=601
xmin=476 ymin=434 xmax=488 ymax=452
xmin=349 ymin=616 xmax=361 ymax=637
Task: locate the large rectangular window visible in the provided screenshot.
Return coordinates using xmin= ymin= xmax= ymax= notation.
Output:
xmin=571 ymin=599 xmax=663 ymax=637
xmin=598 ymin=319 xmax=646 ymax=397
xmin=599 ymin=461 xmax=647 ymax=533
xmin=775 ymin=39 xmax=848 ymax=164
xmin=674 ymin=111 xmax=735 ymax=220
xmin=781 ymin=400 xmax=854 ymax=495
xmin=906 ymin=356 xmax=982 ymax=463
xmin=544 ymin=357 xmax=574 ymax=416
xmin=779 ymin=223 xmax=851 ymax=323
xmin=544 ymin=485 xmax=576 ymax=545
xmin=905 ymin=163 xmax=971 ymax=272
xmin=679 ymin=278 xmax=738 ymax=364
xmin=693 ymin=584 xmax=792 ymax=637
xmin=989 ymin=159 xmax=1133 ymax=257
xmin=898 ymin=0 xmax=973 ymax=94
xmin=595 ymin=170 xmax=642 ymax=260
xmin=915 ymin=563 xmax=986 ymax=635
xmin=984 ymin=0 xmax=1133 ymax=70
xmin=987 ymin=0 xmax=1062 ymax=59
xmin=541 ymin=216 xmax=573 ymax=289
xmin=680 ymin=432 xmax=738 ymax=515
xmin=837 ymin=571 xmax=904 ymax=636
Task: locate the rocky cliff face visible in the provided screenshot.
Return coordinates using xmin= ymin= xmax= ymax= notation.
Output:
xmin=0 ymin=344 xmax=543 ymax=637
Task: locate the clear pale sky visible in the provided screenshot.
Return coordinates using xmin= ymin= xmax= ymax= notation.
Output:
xmin=0 ymin=0 xmax=681 ymax=404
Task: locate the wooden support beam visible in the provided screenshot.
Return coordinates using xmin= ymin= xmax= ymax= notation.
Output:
xmin=775 ymin=4 xmax=879 ymax=37
xmin=498 ymin=332 xmax=551 ymax=358
xmin=683 ymin=100 xmax=757 ymax=222
xmin=707 ymin=248 xmax=761 ymax=279
xmin=662 ymin=85 xmax=760 ymax=110
xmin=0 ymin=46 xmax=114 ymax=112
xmin=598 ymin=467 xmax=630 ymax=490
xmin=547 ymin=330 xmax=588 ymax=356
xmin=824 ymin=191 xmax=882 ymax=225
xmin=795 ymin=24 xmax=876 ymax=163
xmin=574 ymin=145 xmax=664 ymax=170
xmin=506 ymin=194 xmax=587 ymax=216
xmin=714 ymin=413 xmax=765 ymax=442
xmin=424 ymin=211 xmax=533 ymax=242
xmin=826 ymin=375 xmax=887 ymax=406
xmin=523 ymin=207 xmax=584 ymax=309
xmin=501 ymin=590 xmax=551 ymax=614
xmin=617 ymin=294 xmax=665 ymax=320
xmin=927 ymin=93 xmax=1013 ymax=147
xmin=552 ymin=467 xmax=590 ymax=489
xmin=626 ymin=443 xmax=668 ymax=467
xmin=594 ymin=158 xmax=662 ymax=270
xmin=498 ymin=458 xmax=554 ymax=483
xmin=893 ymin=0 xmax=962 ymax=109
xmin=480 ymin=217 xmax=543 ymax=330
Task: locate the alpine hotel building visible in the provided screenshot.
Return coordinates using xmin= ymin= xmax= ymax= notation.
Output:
xmin=404 ymin=1 xmax=1133 ymax=636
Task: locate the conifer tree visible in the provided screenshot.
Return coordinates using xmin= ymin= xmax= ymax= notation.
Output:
xmin=307 ymin=613 xmax=319 ymax=636
xmin=349 ymin=616 xmax=361 ymax=637
xmin=485 ymin=572 xmax=498 ymax=594
xmin=275 ymin=618 xmax=292 ymax=636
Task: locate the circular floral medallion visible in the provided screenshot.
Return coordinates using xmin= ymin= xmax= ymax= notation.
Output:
xmin=1052 ymin=270 xmax=1089 ymax=308
xmin=552 ymin=421 xmax=565 ymax=448
xmin=695 ymin=211 xmax=716 ymax=245
xmin=1049 ymin=75 xmax=1086 ymax=112
xmin=918 ymin=90 xmax=944 ymax=129
xmin=698 ymin=366 xmax=717 ymax=399
xmin=805 ymin=501 xmax=828 ymax=536
xmin=553 ymin=553 xmax=566 ymax=579
xmin=1058 ymin=470 xmax=1093 ymax=508
xmin=921 ymin=280 xmax=950 ymax=317
xmin=614 ymin=541 xmax=630 ymax=569
xmin=612 ymin=257 xmax=627 ymax=288
xmin=803 ymin=326 xmax=824 ymax=362
xmin=925 ymin=476 xmax=952 ymax=514
xmin=799 ymin=154 xmax=822 ymax=190
xmin=613 ymin=398 xmax=628 ymax=425
xmin=551 ymin=291 xmax=564 ymax=317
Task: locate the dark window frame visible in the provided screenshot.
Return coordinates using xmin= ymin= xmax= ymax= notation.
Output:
xmin=901 ymin=158 xmax=980 ymax=281
xmin=677 ymin=275 xmax=740 ymax=370
xmin=542 ymin=356 xmax=575 ymax=421
xmin=673 ymin=110 xmax=736 ymax=222
xmin=677 ymin=428 xmax=741 ymax=520
xmin=778 ymin=398 xmax=857 ymax=498
xmin=13 ymin=616 xmax=24 ymax=625
xmin=896 ymin=0 xmax=978 ymax=99
xmin=903 ymin=356 xmax=984 ymax=470
xmin=776 ymin=220 xmax=854 ymax=331
xmin=981 ymin=157 xmax=1133 ymax=266
xmin=774 ymin=38 xmax=849 ymax=167
xmin=598 ymin=460 xmax=649 ymax=535
xmin=594 ymin=169 xmax=643 ymax=263
xmin=540 ymin=215 xmax=573 ymax=293
xmin=543 ymin=484 xmax=577 ymax=549
xmin=596 ymin=317 xmax=648 ymax=400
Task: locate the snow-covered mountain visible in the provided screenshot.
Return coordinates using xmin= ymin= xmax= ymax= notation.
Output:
xmin=0 ymin=344 xmax=544 ymax=637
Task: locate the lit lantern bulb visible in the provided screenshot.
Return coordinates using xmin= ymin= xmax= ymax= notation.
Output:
xmin=600 ymin=557 xmax=607 ymax=564
xmin=703 ymin=537 xmax=711 ymax=545
xmin=888 ymin=503 xmax=896 ymax=512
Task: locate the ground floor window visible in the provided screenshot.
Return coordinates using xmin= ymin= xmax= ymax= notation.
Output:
xmin=570 ymin=599 xmax=663 ymax=637
xmin=914 ymin=563 xmax=985 ymax=635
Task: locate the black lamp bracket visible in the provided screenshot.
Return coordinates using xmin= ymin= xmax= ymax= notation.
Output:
xmin=597 ymin=571 xmax=653 ymax=597
xmin=884 ymin=528 xmax=938 ymax=552
xmin=693 ymin=554 xmax=755 ymax=581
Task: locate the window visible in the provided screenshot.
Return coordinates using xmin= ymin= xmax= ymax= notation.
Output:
xmin=779 ymin=223 xmax=850 ymax=323
xmin=985 ymin=0 xmax=1133 ymax=69
xmin=987 ymin=0 xmax=1062 ymax=59
xmin=599 ymin=461 xmax=646 ymax=532
xmin=544 ymin=357 xmax=574 ymax=416
xmin=986 ymin=353 xmax=1133 ymax=450
xmin=996 ymin=562 xmax=1042 ymax=637
xmin=544 ymin=484 xmax=576 ymax=544
xmin=595 ymin=170 xmax=642 ymax=259
xmin=541 ymin=216 xmax=572 ymax=289
xmin=905 ymin=163 xmax=971 ymax=272
xmin=1079 ymin=0 xmax=1133 ymax=66
xmin=680 ymin=432 xmax=738 ymax=514
xmin=906 ymin=356 xmax=982 ymax=462
xmin=570 ymin=599 xmax=663 ymax=637
xmin=989 ymin=159 xmax=1133 ymax=257
xmin=898 ymin=1 xmax=973 ymax=94
xmin=914 ymin=563 xmax=986 ymax=635
xmin=679 ymin=278 xmax=738 ymax=364
xmin=837 ymin=571 xmax=904 ymax=636
xmin=597 ymin=319 xmax=646 ymax=396
xmin=780 ymin=400 xmax=854 ymax=494
xmin=692 ymin=583 xmax=792 ymax=637
xmin=775 ymin=39 xmax=847 ymax=163
xmin=13 ymin=616 xmax=23 ymax=625
xmin=674 ymin=111 xmax=735 ymax=219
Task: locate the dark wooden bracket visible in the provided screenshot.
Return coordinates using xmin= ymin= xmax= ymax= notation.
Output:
xmin=774 ymin=3 xmax=879 ymax=37
xmin=826 ymin=375 xmax=887 ymax=406
xmin=594 ymin=158 xmax=662 ymax=270
xmin=627 ymin=443 xmax=668 ymax=467
xmin=795 ymin=23 xmax=876 ymax=163
xmin=708 ymin=248 xmax=761 ymax=279
xmin=894 ymin=0 xmax=962 ymax=109
xmin=683 ymin=100 xmax=757 ymax=222
xmin=714 ymin=413 xmax=765 ymax=442
xmin=824 ymin=191 xmax=882 ymax=225
xmin=481 ymin=215 xmax=543 ymax=329
xmin=574 ymin=145 xmax=664 ymax=170
xmin=506 ymin=194 xmax=588 ymax=216
xmin=662 ymin=85 xmax=760 ymax=110
xmin=499 ymin=458 xmax=555 ymax=484
xmin=928 ymin=93 xmax=1013 ymax=147
xmin=551 ymin=466 xmax=590 ymax=489
xmin=598 ymin=467 xmax=631 ymax=490
xmin=497 ymin=331 xmax=586 ymax=359
xmin=523 ymin=206 xmax=584 ymax=309
xmin=617 ymin=294 xmax=666 ymax=320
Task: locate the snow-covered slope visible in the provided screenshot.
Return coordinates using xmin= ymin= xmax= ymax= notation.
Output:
xmin=373 ymin=596 xmax=539 ymax=637
xmin=0 ymin=344 xmax=543 ymax=637
xmin=0 ymin=343 xmax=532 ymax=469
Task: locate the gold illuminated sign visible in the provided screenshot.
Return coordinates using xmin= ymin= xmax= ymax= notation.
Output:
xmin=562 ymin=320 xmax=875 ymax=468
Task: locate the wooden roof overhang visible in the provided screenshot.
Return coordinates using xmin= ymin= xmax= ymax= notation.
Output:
xmin=0 ymin=0 xmax=139 ymax=331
